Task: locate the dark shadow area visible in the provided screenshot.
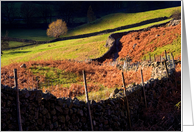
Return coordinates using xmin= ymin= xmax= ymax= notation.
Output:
xmin=8 ymin=51 xmax=30 ymax=55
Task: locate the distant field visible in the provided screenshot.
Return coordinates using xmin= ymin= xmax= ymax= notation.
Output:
xmin=1 ymin=6 xmax=181 ymax=67
xmin=1 ymin=34 xmax=110 ymax=66
xmin=2 ymin=6 xmax=180 ymax=41
xmin=66 ymin=6 xmax=180 ymax=37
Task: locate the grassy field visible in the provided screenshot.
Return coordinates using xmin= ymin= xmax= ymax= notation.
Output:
xmin=1 ymin=34 xmax=110 ymax=66
xmin=66 ymin=6 xmax=180 ymax=37
xmin=1 ymin=6 xmax=181 ymax=67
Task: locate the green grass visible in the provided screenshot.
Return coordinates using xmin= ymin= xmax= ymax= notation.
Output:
xmin=77 ymin=86 xmax=116 ymax=102
xmin=1 ymin=34 xmax=110 ymax=67
xmin=8 ymin=41 xmax=32 ymax=48
xmin=29 ymin=66 xmax=82 ymax=88
xmin=65 ymin=6 xmax=180 ymax=37
xmin=115 ymin=19 xmax=172 ymax=33
xmin=1 ymin=29 xmax=54 ymax=41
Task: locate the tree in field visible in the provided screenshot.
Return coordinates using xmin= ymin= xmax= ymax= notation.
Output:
xmin=1 ymin=31 xmax=9 ymax=56
xmin=87 ymin=5 xmax=96 ymax=23
xmin=47 ymin=19 xmax=68 ymax=38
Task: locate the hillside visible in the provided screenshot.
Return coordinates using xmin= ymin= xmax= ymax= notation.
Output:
xmin=1 ymin=6 xmax=181 ymax=131
xmin=1 ymin=19 xmax=181 ymax=97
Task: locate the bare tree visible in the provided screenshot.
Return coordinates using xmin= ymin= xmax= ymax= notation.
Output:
xmin=1 ymin=31 xmax=10 ymax=56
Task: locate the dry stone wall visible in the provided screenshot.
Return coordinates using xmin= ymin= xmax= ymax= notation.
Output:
xmin=1 ymin=84 xmax=137 ymax=131
xmin=1 ymin=59 xmax=177 ymax=131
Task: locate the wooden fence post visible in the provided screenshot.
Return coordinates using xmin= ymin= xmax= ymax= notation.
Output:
xmin=14 ymin=69 xmax=23 ymax=131
xmin=121 ymin=72 xmax=132 ymax=130
xmin=149 ymin=54 xmax=151 ymax=62
xmin=140 ymin=69 xmax=147 ymax=108
xmin=164 ymin=50 xmax=167 ymax=61
xmin=171 ymin=52 xmax=175 ymax=69
xmin=163 ymin=60 xmax=169 ymax=78
xmin=170 ymin=52 xmax=177 ymax=88
xmin=83 ymin=70 xmax=94 ymax=131
xmin=168 ymin=55 xmax=170 ymax=62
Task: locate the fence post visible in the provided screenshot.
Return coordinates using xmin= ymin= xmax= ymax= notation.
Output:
xmin=168 ymin=55 xmax=170 ymax=62
xmin=163 ymin=60 xmax=169 ymax=78
xmin=3 ymin=73 xmax=5 ymax=85
xmin=83 ymin=70 xmax=93 ymax=131
xmin=171 ymin=52 xmax=175 ymax=69
xmin=140 ymin=69 xmax=147 ymax=108
xmin=9 ymin=71 xmax=11 ymax=87
xmin=149 ymin=54 xmax=151 ymax=62
xmin=135 ymin=62 xmax=139 ymax=72
xmin=160 ymin=55 xmax=162 ymax=62
xmin=164 ymin=50 xmax=167 ymax=61
xmin=14 ymin=69 xmax=23 ymax=131
xmin=121 ymin=71 xmax=132 ymax=130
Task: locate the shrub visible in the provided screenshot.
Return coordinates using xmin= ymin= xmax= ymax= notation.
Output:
xmin=47 ymin=19 xmax=68 ymax=38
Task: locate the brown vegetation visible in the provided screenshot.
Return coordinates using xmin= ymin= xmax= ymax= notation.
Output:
xmin=1 ymin=59 xmax=152 ymax=98
xmin=47 ymin=19 xmax=68 ymax=38
xmin=118 ymin=22 xmax=181 ymax=62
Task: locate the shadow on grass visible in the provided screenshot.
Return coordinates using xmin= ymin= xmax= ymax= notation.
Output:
xmin=8 ymin=51 xmax=30 ymax=55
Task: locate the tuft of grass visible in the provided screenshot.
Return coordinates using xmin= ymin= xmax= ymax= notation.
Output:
xmin=175 ymin=101 xmax=181 ymax=110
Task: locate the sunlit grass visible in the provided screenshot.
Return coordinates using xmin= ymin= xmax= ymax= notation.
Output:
xmin=66 ymin=6 xmax=180 ymax=37
xmin=1 ymin=34 xmax=110 ymax=67
xmin=77 ymin=86 xmax=116 ymax=102
xmin=29 ymin=66 xmax=82 ymax=88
